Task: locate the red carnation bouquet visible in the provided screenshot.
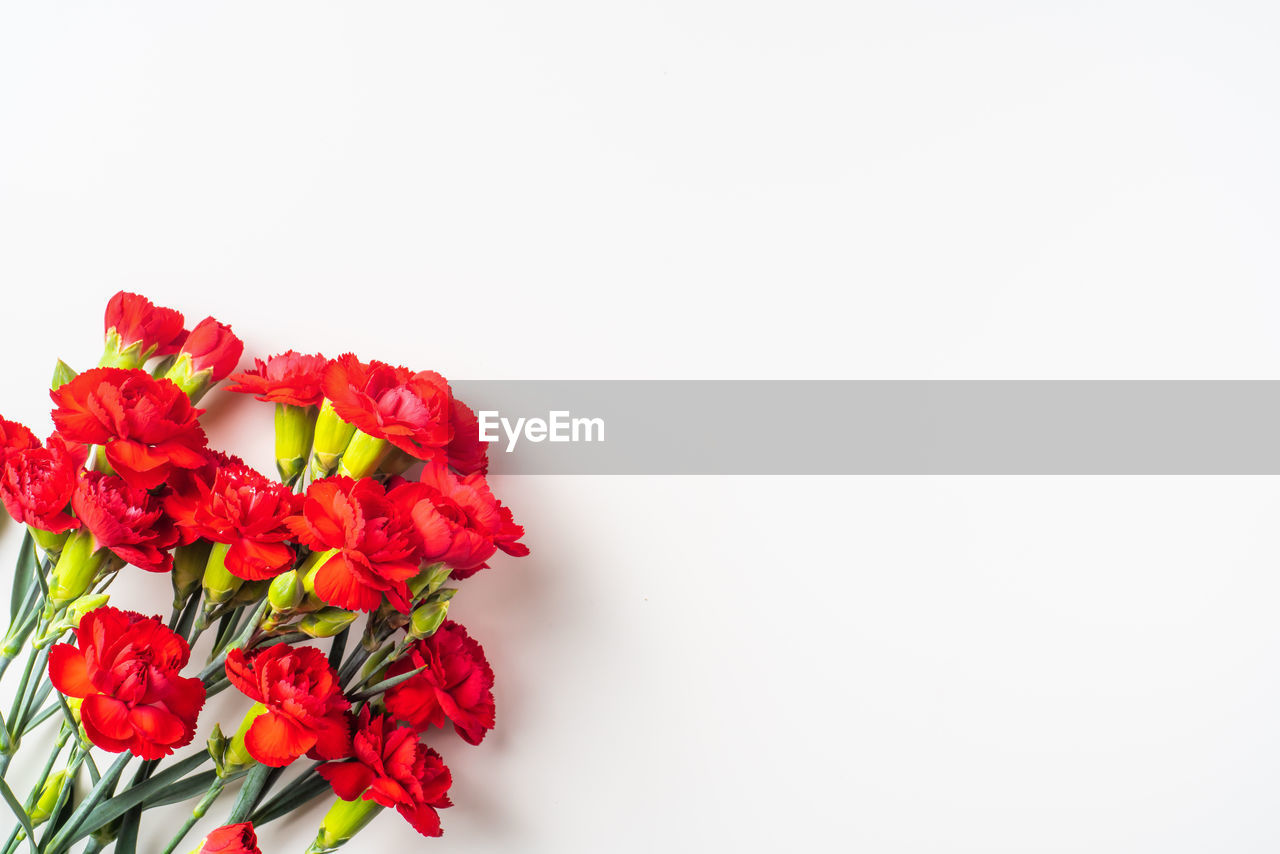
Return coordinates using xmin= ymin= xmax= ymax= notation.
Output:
xmin=0 ymin=292 xmax=527 ymax=852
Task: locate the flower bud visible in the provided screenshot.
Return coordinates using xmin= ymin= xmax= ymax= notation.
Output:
xmin=407 ymin=562 xmax=450 ymax=599
xmin=173 ymin=541 xmax=213 ymax=607
xmin=311 ymin=400 xmax=356 ymax=478
xmin=268 ymin=570 xmax=304 ymax=612
xmin=225 ymin=702 xmax=268 ymax=771
xmin=207 ymin=723 xmax=230 ymax=776
xmin=310 ymin=798 xmax=383 ymax=852
xmin=408 ymin=597 xmax=451 ymax=640
xmin=29 ymin=769 xmax=70 ymax=826
xmin=162 ymin=318 xmax=244 ymax=403
xmin=45 ymin=529 xmax=111 ymax=615
xmin=274 ymin=403 xmax=317 ymax=486
xmin=203 ymin=542 xmax=244 ymax=607
xmin=50 ymin=359 xmax=78 ymax=391
xmin=300 ymin=607 xmax=359 ymax=639
xmin=67 ymin=593 xmax=110 ymax=626
xmin=336 ymin=430 xmax=390 ymax=480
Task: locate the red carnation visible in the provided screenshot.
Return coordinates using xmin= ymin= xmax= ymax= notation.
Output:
xmin=393 ymin=462 xmax=527 ymax=579
xmin=103 ymin=291 xmax=187 ymax=359
xmin=175 ymin=463 xmax=301 ymax=580
xmin=286 ymin=477 xmax=421 ymax=612
xmin=385 ymin=621 xmax=495 ymax=745
xmin=318 ymin=708 xmax=453 ymax=838
xmin=163 ymin=449 xmax=244 ymax=545
xmin=178 ymin=317 xmax=245 ymax=384
xmin=51 ymin=368 xmax=208 ymax=490
xmin=73 ymin=470 xmax=178 ymax=573
xmin=224 ymin=644 xmax=351 ymax=767
xmin=48 ymin=607 xmax=205 ymax=760
xmin=198 ymin=824 xmax=261 ymax=854
xmin=322 ymin=354 xmax=451 ymax=460
xmin=0 ymin=416 xmax=39 ymax=457
xmin=227 ymin=351 xmax=330 ymax=408
xmin=0 ymin=437 xmax=83 ymax=533
xmin=447 ymin=399 xmax=489 ymax=476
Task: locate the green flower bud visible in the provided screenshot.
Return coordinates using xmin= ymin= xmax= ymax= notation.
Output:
xmin=203 ymin=542 xmax=244 ymax=607
xmin=173 ymin=541 xmax=213 ymax=607
xmin=30 ymin=770 xmax=70 ymax=826
xmin=51 ymin=359 xmax=78 ymax=391
xmin=407 ymin=563 xmax=450 ymax=599
xmin=311 ymin=400 xmax=356 ymax=478
xmin=67 ymin=594 xmax=110 ymax=626
xmin=310 ymin=798 xmax=383 ymax=852
xmin=300 ymin=607 xmax=359 ymax=639
xmin=226 ymin=702 xmax=268 ymax=771
xmin=45 ymin=529 xmax=112 ymax=615
xmin=336 ymin=430 xmax=390 ymax=479
xmin=275 ymin=402 xmax=317 ymax=486
xmin=268 ymin=570 xmax=304 ymax=612
xmin=207 ymin=723 xmax=230 ymax=776
xmin=409 ymin=597 xmax=450 ymax=640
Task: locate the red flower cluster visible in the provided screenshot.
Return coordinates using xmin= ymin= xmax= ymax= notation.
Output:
xmin=51 ymin=368 xmax=208 ymax=490
xmin=49 ymin=607 xmax=205 ymax=759
xmin=224 ymin=644 xmax=351 ymax=767
xmin=318 ymin=708 xmax=453 ymax=838
xmin=385 ymin=620 xmax=496 ymax=745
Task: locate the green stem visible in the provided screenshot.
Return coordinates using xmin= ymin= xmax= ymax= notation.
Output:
xmin=41 ymin=752 xmax=131 ymax=854
xmin=160 ymin=779 xmax=224 ymax=854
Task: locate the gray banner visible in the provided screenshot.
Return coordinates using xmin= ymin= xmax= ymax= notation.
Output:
xmin=449 ymin=381 xmax=1280 ymax=475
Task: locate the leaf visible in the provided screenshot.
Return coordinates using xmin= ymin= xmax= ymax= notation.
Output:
xmin=70 ymin=752 xmax=211 ymax=842
xmin=249 ymin=770 xmax=331 ymax=826
xmin=0 ymin=775 xmax=38 ymax=853
xmin=9 ymin=530 xmax=36 ymax=624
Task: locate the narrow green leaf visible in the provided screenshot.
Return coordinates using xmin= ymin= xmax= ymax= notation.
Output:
xmin=9 ymin=530 xmax=36 ymax=624
xmin=71 ymin=752 xmax=211 ymax=840
xmin=0 ymin=775 xmax=38 ymax=853
xmin=249 ymin=770 xmax=331 ymax=826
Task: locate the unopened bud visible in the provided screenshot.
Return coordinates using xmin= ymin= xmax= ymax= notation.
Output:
xmin=230 ymin=579 xmax=270 ymax=608
xmin=30 ymin=769 xmax=70 ymax=825
xmin=300 ymin=607 xmax=359 ymax=639
xmin=268 ymin=570 xmax=304 ymax=612
xmin=409 ymin=597 xmax=450 ymax=639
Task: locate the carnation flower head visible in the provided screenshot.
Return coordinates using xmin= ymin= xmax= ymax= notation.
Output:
xmin=224 ymin=644 xmax=351 ymax=767
xmin=318 ymin=707 xmax=453 ymax=838
xmin=102 ymin=291 xmax=187 ymax=364
xmin=48 ymin=606 xmax=205 ymax=760
xmin=385 ymin=620 xmax=496 ymax=745
xmin=51 ymin=367 xmax=208 ymax=490
xmin=286 ymin=476 xmax=421 ymax=612
xmin=72 ymin=470 xmax=178 ymax=573
xmin=0 ymin=436 xmax=84 ymax=534
xmin=227 ymin=351 xmax=330 ymax=408
xmin=322 ymin=354 xmax=452 ymax=461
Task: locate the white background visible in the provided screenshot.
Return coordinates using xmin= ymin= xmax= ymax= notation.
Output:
xmin=3 ymin=2 xmax=1280 ymax=852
